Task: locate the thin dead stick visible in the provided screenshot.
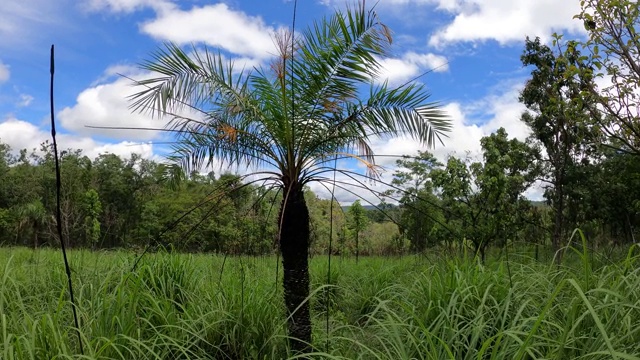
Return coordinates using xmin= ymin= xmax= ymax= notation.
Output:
xmin=50 ymin=44 xmax=84 ymax=355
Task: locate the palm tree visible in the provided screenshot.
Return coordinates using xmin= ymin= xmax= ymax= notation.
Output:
xmin=129 ymin=3 xmax=451 ymax=353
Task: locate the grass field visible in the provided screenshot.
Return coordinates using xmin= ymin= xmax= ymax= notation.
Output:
xmin=1 ymin=244 xmax=639 ymax=359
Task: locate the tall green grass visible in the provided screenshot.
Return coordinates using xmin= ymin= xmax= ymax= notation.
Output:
xmin=0 ymin=244 xmax=639 ymax=359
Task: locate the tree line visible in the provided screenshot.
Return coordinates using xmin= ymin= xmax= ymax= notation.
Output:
xmin=0 ymin=141 xmax=404 ymax=254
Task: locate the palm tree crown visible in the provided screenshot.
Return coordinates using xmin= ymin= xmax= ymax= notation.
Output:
xmin=131 ymin=4 xmax=449 ymax=191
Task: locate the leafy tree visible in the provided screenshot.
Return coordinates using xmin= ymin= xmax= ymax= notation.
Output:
xmin=477 ymin=128 xmax=541 ymax=250
xmin=589 ymin=150 xmax=640 ymax=244
xmin=6 ymin=148 xmax=43 ymax=210
xmin=520 ymin=206 xmax=552 ymax=260
xmin=388 ymin=151 xmax=444 ymax=252
xmin=433 ymin=129 xmax=539 ymax=262
xmin=0 ymin=208 xmax=10 ymax=242
xmin=520 ymin=36 xmax=600 ymax=253
xmin=93 ymin=153 xmax=146 ymax=247
xmin=0 ymin=142 xmax=15 ymax=209
xmin=129 ymin=4 xmax=449 ymax=351
xmin=0 ymin=139 xmax=286 ymax=250
xmin=59 ymin=151 xmax=94 ymax=247
xmin=432 ymin=156 xmax=479 ymax=256
xmin=575 ymin=0 xmax=640 ymax=154
xmin=347 ymin=199 xmax=368 ymax=263
xmin=82 ymin=189 xmax=102 ymax=248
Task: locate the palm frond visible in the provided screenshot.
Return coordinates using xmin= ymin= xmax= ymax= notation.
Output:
xmin=290 ymin=3 xmax=392 ymax=149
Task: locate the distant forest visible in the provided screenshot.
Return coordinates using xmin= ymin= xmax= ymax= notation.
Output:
xmin=1 ymin=126 xmax=639 ymax=259
xmin=0 ymin=141 xmax=404 ymax=255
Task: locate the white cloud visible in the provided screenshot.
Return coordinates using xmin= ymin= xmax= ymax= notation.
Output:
xmin=476 ymin=83 xmax=530 ymax=141
xmin=0 ymin=118 xmax=43 ymax=152
xmin=367 ymin=82 xmax=529 ymax=167
xmin=57 ymin=66 xmax=191 ymax=141
xmin=322 ymin=0 xmax=585 ymax=47
xmin=428 ymin=0 xmax=584 ymax=46
xmin=140 ymin=3 xmax=279 ymax=59
xmin=376 ymin=52 xmax=448 ymax=86
xmin=0 ymin=61 xmax=9 ymax=83
xmin=83 ymin=0 xmax=174 ymax=14
xmin=83 ymin=141 xmax=155 ymax=159
xmin=0 ymin=117 xmax=157 ymax=160
xmin=56 ymin=67 xmax=530 ymax=206
xmin=307 ymin=169 xmax=389 ymax=206
xmin=321 ymin=0 xmax=583 ymax=52
xmin=17 ymin=94 xmax=33 ymax=107
xmin=85 ymin=1 xmax=279 ymax=60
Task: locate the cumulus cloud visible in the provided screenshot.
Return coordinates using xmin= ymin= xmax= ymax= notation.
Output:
xmin=477 ymin=90 xmax=530 ymax=140
xmin=85 ymin=0 xmax=279 ymax=60
xmin=57 ymin=65 xmax=197 ymax=141
xmin=376 ymin=52 xmax=448 ymax=86
xmin=428 ymin=0 xmax=584 ymax=46
xmin=0 ymin=117 xmax=157 ymax=160
xmin=321 ymin=0 xmax=431 ymax=7
xmin=0 ymin=118 xmax=42 ymax=152
xmin=0 ymin=61 xmax=9 ymax=83
xmin=322 ymin=0 xmax=583 ymax=47
xmin=306 ymin=168 xmax=389 ymax=205
xmin=139 ymin=3 xmax=279 ymax=59
xmin=56 ymin=52 xmax=529 ymax=205
xmin=83 ymin=141 xmax=156 ymax=159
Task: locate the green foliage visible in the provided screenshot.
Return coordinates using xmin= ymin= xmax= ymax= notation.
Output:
xmin=347 ymin=200 xmax=368 ymax=261
xmin=0 ymin=138 xmax=420 ymax=256
xmin=347 ymin=200 xmax=368 ymax=234
xmin=14 ymin=200 xmax=47 ymax=248
xmin=360 ymin=221 xmax=402 ymax=255
xmin=388 ymin=151 xmax=445 ymax=252
xmin=431 ymin=129 xmax=540 ymax=261
xmin=574 ymin=0 xmax=640 ymax=154
xmin=0 ymin=141 xmax=286 ymax=253
xmin=82 ymin=189 xmax=102 ymax=247
xmin=520 ymin=36 xmax=601 ymax=251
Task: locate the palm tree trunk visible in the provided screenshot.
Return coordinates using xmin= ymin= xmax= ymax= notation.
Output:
xmin=278 ymin=185 xmax=312 ymax=353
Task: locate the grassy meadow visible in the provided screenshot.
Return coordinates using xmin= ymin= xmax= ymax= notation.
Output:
xmin=1 ymin=244 xmax=640 ymax=359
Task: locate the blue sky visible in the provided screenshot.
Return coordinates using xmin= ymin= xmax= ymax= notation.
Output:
xmin=0 ymin=0 xmax=586 ymax=202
